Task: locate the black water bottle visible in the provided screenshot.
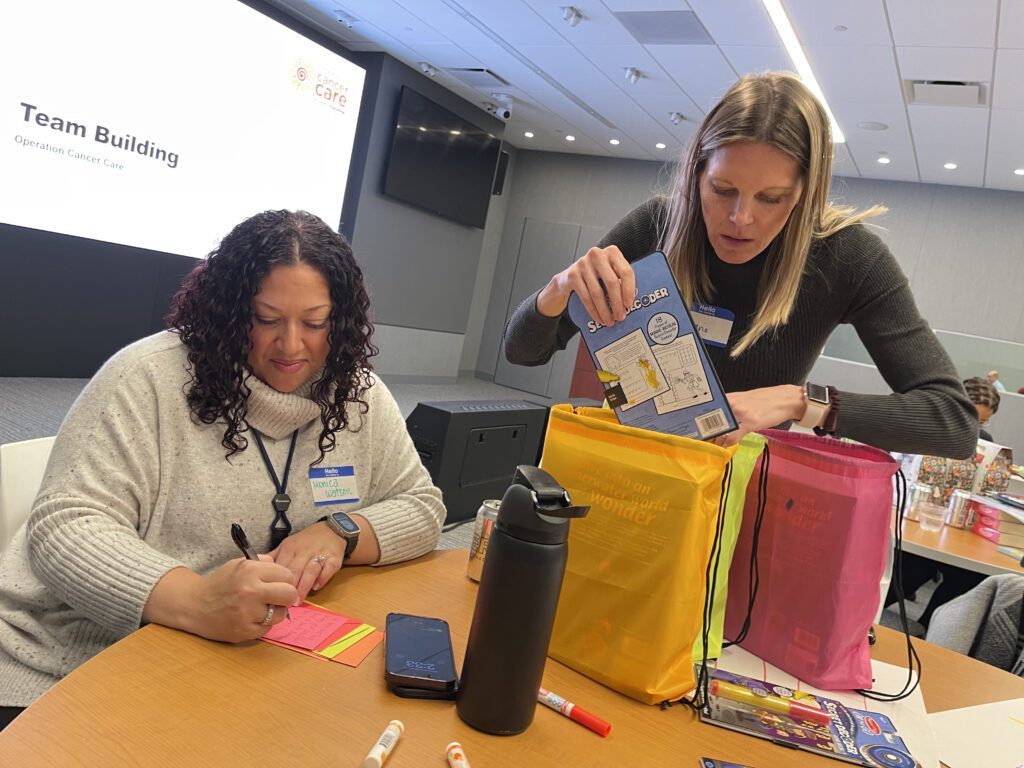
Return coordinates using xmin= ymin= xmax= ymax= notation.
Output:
xmin=456 ymin=465 xmax=588 ymax=735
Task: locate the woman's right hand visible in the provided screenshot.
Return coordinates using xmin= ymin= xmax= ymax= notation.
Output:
xmin=144 ymin=558 xmax=299 ymax=643
xmin=536 ymin=245 xmax=636 ymax=327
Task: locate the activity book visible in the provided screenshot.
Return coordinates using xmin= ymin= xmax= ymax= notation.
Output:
xmin=567 ymin=251 xmax=737 ymax=441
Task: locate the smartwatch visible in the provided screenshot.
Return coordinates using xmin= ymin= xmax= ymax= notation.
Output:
xmin=320 ymin=511 xmax=361 ymax=560
xmin=798 ymin=382 xmax=830 ymax=429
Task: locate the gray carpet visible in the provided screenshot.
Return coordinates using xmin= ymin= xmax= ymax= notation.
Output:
xmin=0 ymin=373 xmax=549 ymax=550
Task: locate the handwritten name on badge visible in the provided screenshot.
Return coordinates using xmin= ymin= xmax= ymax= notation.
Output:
xmin=692 ymin=304 xmax=734 ymax=348
xmin=308 ymin=466 xmax=359 ymax=505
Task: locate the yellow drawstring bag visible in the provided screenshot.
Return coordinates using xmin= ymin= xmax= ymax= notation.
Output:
xmin=542 ymin=404 xmax=739 ymax=704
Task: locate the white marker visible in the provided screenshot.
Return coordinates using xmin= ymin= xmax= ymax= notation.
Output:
xmin=363 ymin=720 xmax=404 ymax=768
xmin=446 ymin=741 xmax=472 ymax=768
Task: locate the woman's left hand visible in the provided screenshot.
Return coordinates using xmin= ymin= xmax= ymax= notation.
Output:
xmin=268 ymin=522 xmax=346 ymax=605
xmin=713 ymin=384 xmax=805 ymax=447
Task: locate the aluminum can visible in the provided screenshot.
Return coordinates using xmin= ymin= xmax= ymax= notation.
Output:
xmin=945 ymin=489 xmax=971 ymax=528
xmin=904 ymin=483 xmax=933 ymax=521
xmin=466 ymin=499 xmax=501 ymax=582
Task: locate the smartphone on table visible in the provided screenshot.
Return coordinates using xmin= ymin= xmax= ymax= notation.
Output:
xmin=384 ymin=613 xmax=458 ymax=699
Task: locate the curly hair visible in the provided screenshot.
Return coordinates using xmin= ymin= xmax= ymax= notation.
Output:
xmin=166 ymin=210 xmax=377 ymax=464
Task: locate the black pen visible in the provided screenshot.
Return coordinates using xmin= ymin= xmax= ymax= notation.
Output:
xmin=231 ymin=523 xmax=291 ymax=621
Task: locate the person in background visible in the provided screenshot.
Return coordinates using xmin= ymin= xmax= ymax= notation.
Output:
xmin=0 ymin=210 xmax=444 ymax=731
xmin=964 ymin=376 xmax=1000 ymax=442
xmin=504 ymin=71 xmax=976 ymax=459
xmin=988 ymin=370 xmax=1007 ymax=393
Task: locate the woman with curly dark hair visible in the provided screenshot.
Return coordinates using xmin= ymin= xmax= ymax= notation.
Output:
xmin=0 ymin=211 xmax=444 ymax=723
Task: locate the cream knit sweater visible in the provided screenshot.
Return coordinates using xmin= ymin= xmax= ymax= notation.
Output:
xmin=0 ymin=332 xmax=444 ymax=706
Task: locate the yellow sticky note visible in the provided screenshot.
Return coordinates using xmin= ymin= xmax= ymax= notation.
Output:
xmin=316 ymin=623 xmax=375 ymax=659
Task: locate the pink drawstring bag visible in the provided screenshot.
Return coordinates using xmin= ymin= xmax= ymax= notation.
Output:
xmin=723 ymin=429 xmax=898 ymax=690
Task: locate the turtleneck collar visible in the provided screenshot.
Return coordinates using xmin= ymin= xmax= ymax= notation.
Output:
xmin=243 ymin=372 xmax=322 ymax=439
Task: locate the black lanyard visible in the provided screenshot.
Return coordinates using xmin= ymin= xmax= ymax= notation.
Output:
xmin=251 ymin=429 xmax=299 ymax=549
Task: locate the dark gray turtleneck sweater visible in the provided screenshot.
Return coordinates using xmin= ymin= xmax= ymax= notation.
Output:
xmin=504 ymin=197 xmax=977 ymax=459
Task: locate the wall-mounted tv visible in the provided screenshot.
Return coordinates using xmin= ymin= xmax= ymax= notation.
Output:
xmin=383 ymin=86 xmax=501 ymax=229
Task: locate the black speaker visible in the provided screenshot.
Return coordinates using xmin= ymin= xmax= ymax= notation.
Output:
xmin=405 ymin=400 xmax=548 ymax=523
xmin=491 ymin=150 xmax=510 ymax=196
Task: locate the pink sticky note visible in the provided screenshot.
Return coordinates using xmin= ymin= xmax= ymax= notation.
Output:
xmin=262 ymin=604 xmax=350 ymax=650
xmin=313 ymin=618 xmax=366 ymax=652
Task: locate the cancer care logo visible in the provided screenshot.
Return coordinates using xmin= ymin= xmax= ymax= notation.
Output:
xmin=291 ymin=59 xmax=313 ymax=92
xmin=290 ymin=58 xmax=348 ymax=113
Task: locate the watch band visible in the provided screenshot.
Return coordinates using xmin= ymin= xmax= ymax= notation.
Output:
xmin=797 ymin=383 xmax=830 ymax=429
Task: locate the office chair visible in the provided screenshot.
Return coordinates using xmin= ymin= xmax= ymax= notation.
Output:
xmin=0 ymin=436 xmax=56 ymax=551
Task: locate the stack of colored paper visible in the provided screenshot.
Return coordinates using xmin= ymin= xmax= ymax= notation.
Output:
xmin=260 ymin=602 xmax=383 ymax=667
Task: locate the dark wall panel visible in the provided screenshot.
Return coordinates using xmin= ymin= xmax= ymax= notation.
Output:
xmin=0 ymin=224 xmax=195 ymax=376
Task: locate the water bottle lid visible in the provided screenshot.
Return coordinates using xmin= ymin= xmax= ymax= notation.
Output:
xmin=495 ymin=466 xmax=588 ymax=545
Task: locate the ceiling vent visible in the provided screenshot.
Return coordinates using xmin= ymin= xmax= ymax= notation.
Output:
xmin=613 ymin=11 xmax=712 ymax=45
xmin=447 ymin=68 xmax=511 ymax=89
xmin=907 ymin=80 xmax=986 ymax=107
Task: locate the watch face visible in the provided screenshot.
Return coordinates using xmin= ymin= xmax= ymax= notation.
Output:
xmin=806 ymin=383 xmax=829 ymax=405
xmin=331 ymin=512 xmax=360 ymax=535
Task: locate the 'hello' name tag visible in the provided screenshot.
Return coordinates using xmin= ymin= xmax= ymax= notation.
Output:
xmin=308 ymin=466 xmax=359 ymax=506
xmin=692 ymin=304 xmax=734 ymax=348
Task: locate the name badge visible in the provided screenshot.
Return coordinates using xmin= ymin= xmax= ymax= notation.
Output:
xmin=692 ymin=304 xmax=734 ymax=348
xmin=308 ymin=466 xmax=359 ymax=506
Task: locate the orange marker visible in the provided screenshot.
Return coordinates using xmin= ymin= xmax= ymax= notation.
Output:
xmin=538 ymin=687 xmax=612 ymax=737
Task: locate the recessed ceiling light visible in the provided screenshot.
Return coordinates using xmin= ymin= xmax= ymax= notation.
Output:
xmin=1014 ymin=168 xmax=1024 ymax=176
xmin=418 ymin=126 xmax=427 ymax=132
xmin=450 ymin=130 xmax=461 ymax=136
xmin=565 ymin=135 xmax=576 ymax=142
xmin=856 ymin=121 xmax=889 ymax=131
xmin=609 ymin=138 xmax=620 ymax=145
xmin=524 ymin=131 xmax=534 ymax=138
xmin=656 ymin=142 xmax=666 ymax=149
xmin=944 ymin=162 xmax=958 ymax=170
xmin=877 ymin=156 xmax=891 ymax=164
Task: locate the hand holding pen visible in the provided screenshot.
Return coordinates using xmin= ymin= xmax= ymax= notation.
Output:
xmin=231 ymin=523 xmax=292 ymax=622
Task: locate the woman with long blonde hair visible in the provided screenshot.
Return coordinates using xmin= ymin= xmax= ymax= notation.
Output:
xmin=504 ymin=72 xmax=975 ymax=458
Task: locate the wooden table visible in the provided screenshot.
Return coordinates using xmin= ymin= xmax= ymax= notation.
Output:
xmin=900 ymin=514 xmax=1024 ymax=576
xmin=2 ymin=550 xmax=1021 ymax=767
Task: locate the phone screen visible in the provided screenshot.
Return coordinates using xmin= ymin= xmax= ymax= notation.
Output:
xmin=384 ymin=613 xmax=457 ymax=691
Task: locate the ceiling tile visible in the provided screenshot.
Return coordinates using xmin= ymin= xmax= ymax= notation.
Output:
xmin=601 ymin=0 xmax=692 ymax=10
xmin=998 ymin=0 xmax=1024 ymax=48
xmin=645 ymin=45 xmax=738 ymax=111
xmin=908 ymin=105 xmax=988 ymax=186
xmin=845 ymin=134 xmax=920 ymax=183
xmin=805 ymin=45 xmax=904 ymax=104
xmin=886 ymin=0 xmax=998 ymax=48
xmin=785 ymin=0 xmax=892 ymax=46
xmin=984 ymin=152 xmax=1024 ymax=191
xmin=720 ymin=45 xmax=794 ymax=76
xmin=896 ymin=46 xmax=994 ymax=83
xmin=993 ymin=49 xmax=1024 ymax=109
xmin=687 ymin=0 xmax=780 ymax=46
xmin=829 ymin=100 xmax=914 ymax=146
xmin=330 ymin=0 xmax=450 ymax=44
xmin=576 ymin=44 xmax=692 ymax=98
xmin=437 ymin=0 xmax=567 ymax=45
xmin=408 ymin=42 xmax=483 ymax=68
xmin=520 ymin=0 xmax=640 ymax=45
xmin=831 ymin=142 xmax=861 ymax=178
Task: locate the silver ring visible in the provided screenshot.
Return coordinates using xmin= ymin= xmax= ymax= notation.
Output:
xmin=260 ymin=604 xmax=274 ymax=626
xmin=313 ymin=554 xmax=327 ymax=565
